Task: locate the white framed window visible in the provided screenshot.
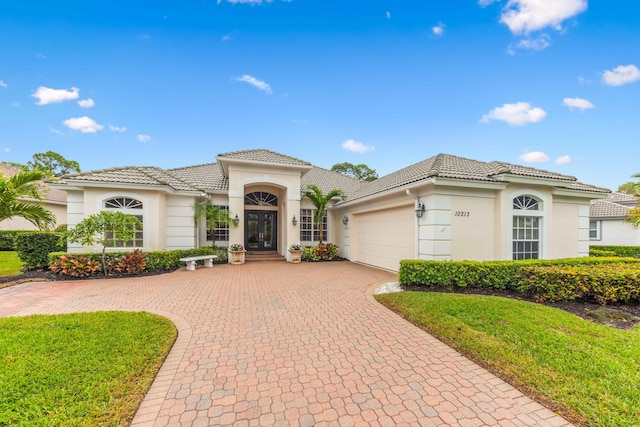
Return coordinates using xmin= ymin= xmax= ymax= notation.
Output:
xmin=511 ymin=194 xmax=542 ymax=260
xmin=206 ymin=205 xmax=230 ymax=242
xmin=103 ymin=196 xmax=144 ymax=248
xmin=300 ymin=208 xmax=327 ymax=242
xmin=589 ymin=220 xmax=601 ymax=241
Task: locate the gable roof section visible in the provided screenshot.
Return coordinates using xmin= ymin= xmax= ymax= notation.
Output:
xmin=607 ymin=191 xmax=637 ymax=204
xmin=61 ymin=166 xmax=201 ymax=192
xmin=217 ymin=149 xmax=311 ymax=172
xmin=342 ymin=154 xmax=608 ymax=203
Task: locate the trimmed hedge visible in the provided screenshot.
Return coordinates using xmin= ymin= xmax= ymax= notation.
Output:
xmin=0 ymin=230 xmax=42 ymax=251
xmin=590 ymin=245 xmax=640 ymax=258
xmin=48 ymin=246 xmax=229 ymax=277
xmin=14 ymin=232 xmax=66 ymax=269
xmin=399 ymin=257 xmax=640 ymax=304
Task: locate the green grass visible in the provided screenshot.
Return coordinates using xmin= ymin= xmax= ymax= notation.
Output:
xmin=376 ymin=292 xmax=640 ymax=427
xmin=0 ymin=311 xmax=177 ymax=426
xmin=0 ymin=251 xmax=22 ymax=277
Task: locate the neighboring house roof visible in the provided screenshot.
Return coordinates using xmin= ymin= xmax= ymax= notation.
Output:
xmin=590 ymin=199 xmax=631 ymax=219
xmin=590 ymin=192 xmax=638 ymax=219
xmin=0 ymin=163 xmax=67 ymax=205
xmin=342 ymin=154 xmax=609 ymax=204
xmin=61 ymin=166 xmax=202 ymax=192
xmin=57 ymin=150 xmax=609 ymax=202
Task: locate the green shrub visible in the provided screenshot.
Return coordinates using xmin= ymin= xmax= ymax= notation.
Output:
xmin=590 ymin=245 xmax=640 ymax=258
xmin=519 ymin=264 xmax=640 ymax=304
xmin=144 ymin=251 xmax=181 ymax=272
xmin=50 ymin=254 xmax=101 ymax=277
xmin=590 ymin=248 xmax=617 ymax=257
xmin=0 ymin=230 xmax=42 ymax=251
xmin=301 ymin=243 xmax=339 ymax=261
xmin=399 ymin=257 xmax=640 ymax=304
xmin=14 ymin=232 xmax=66 ymax=269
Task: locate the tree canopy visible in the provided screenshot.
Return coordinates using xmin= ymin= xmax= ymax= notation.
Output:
xmin=301 ymin=184 xmax=345 ymax=244
xmin=5 ymin=151 xmax=81 ymax=177
xmin=617 ymin=173 xmax=640 ymax=198
xmin=330 ymin=162 xmax=378 ymax=182
xmin=193 ymin=199 xmax=234 ymax=247
xmin=0 ymin=169 xmax=56 ymax=230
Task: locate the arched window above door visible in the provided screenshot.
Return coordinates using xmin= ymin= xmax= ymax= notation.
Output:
xmin=513 ymin=195 xmax=539 ymax=211
xmin=245 ymin=192 xmax=278 ymax=206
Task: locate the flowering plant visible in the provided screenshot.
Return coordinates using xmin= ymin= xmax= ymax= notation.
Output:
xmin=229 ymin=243 xmax=244 ymax=251
xmin=289 ymin=244 xmax=302 ymax=251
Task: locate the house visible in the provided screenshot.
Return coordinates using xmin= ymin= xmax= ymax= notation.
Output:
xmin=589 ymin=192 xmax=640 ymax=245
xmin=0 ymin=163 xmax=67 ymax=230
xmin=55 ymin=149 xmax=609 ymax=271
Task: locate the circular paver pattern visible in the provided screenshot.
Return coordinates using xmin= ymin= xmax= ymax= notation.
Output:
xmin=0 ymin=262 xmax=573 ymax=426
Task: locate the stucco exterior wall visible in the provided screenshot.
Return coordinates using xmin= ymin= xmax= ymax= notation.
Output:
xmin=0 ymin=202 xmax=66 ymax=231
xmin=596 ymin=220 xmax=640 ymax=246
xmin=449 ymin=194 xmax=496 ymax=261
xmin=166 ymin=195 xmax=197 ymax=250
xmin=549 ymin=200 xmax=580 ymax=258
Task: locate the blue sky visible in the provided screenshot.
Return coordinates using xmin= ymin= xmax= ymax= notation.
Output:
xmin=1 ymin=0 xmax=638 ymax=190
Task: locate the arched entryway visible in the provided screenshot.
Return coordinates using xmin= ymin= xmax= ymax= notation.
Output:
xmin=244 ymin=191 xmax=279 ymax=252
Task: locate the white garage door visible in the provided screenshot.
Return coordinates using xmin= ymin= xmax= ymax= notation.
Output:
xmin=353 ymin=205 xmax=415 ymax=271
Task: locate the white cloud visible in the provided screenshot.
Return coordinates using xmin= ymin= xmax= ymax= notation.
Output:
xmin=138 ymin=134 xmax=152 ymax=142
xmin=519 ymin=151 xmax=549 ymax=163
xmin=432 ymin=22 xmax=445 ymax=36
xmin=218 ymin=0 xmax=289 ymax=4
xmin=480 ymin=102 xmax=547 ymax=126
xmin=4 ymin=147 xmax=11 ymax=152
xmin=386 ymin=11 xmax=391 ymax=19
xmin=77 ymin=98 xmax=95 ymax=108
xmin=601 ymin=64 xmax=640 ymax=86
xmin=514 ymin=35 xmax=550 ymax=51
xmin=0 ymin=80 xmax=7 ymax=88
xmin=62 ymin=116 xmax=103 ymax=133
xmin=109 ymin=124 xmax=127 ymax=132
xmin=555 ymin=155 xmax=572 ymax=165
xmin=222 ymin=33 xmax=233 ymax=42
xmin=49 ymin=127 xmax=67 ymax=136
xmin=341 ymin=139 xmax=374 ymax=153
xmin=562 ymin=97 xmax=594 ymax=111
xmin=32 ymin=86 xmax=80 ymax=105
xmin=234 ymin=74 xmax=272 ymax=94
xmin=499 ymin=0 xmax=587 ymax=34
xmin=578 ymin=76 xmax=592 ymax=85
xmin=478 ymin=0 xmax=500 ymax=6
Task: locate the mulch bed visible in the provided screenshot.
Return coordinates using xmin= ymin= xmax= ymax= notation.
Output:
xmin=403 ymin=285 xmax=640 ymax=330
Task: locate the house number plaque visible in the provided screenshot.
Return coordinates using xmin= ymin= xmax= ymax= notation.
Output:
xmin=454 ymin=211 xmax=470 ymax=217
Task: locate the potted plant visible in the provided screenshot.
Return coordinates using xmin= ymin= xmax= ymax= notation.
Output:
xmin=228 ymin=243 xmax=246 ymax=264
xmin=288 ymin=244 xmax=302 ymax=264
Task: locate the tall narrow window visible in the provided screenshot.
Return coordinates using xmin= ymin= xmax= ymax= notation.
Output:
xmin=300 ymin=209 xmax=327 ymax=242
xmin=103 ymin=197 xmax=144 ymax=247
xmin=512 ymin=195 xmax=541 ymax=260
xmin=206 ymin=205 xmax=230 ymax=242
xmin=589 ymin=220 xmax=601 ymax=241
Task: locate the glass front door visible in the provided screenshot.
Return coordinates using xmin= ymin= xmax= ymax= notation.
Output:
xmin=245 ymin=211 xmax=277 ymax=251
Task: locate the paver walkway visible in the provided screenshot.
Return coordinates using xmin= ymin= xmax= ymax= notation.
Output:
xmin=0 ymin=262 xmax=573 ymax=426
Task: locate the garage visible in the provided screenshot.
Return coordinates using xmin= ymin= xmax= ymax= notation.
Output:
xmin=353 ymin=205 xmax=416 ymax=271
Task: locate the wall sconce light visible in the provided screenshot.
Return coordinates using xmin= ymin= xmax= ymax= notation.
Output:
xmin=415 ymin=201 xmax=425 ymax=219
xmin=233 ymin=214 xmax=240 ymax=226
xmin=292 ymin=215 xmax=298 ymax=226
xmin=342 ymin=215 xmax=349 ymax=225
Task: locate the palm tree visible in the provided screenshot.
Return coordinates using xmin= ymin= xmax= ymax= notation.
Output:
xmin=301 ymin=184 xmax=345 ymax=244
xmin=193 ymin=199 xmax=234 ymax=247
xmin=0 ymin=169 xmax=55 ymax=229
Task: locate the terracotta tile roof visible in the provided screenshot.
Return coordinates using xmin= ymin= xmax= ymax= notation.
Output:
xmin=169 ymin=163 xmax=228 ymax=192
xmin=217 ymin=149 xmax=312 ymax=166
xmin=590 ymin=199 xmax=631 ymax=218
xmin=607 ymin=192 xmax=637 ymax=203
xmin=62 ymin=166 xmax=201 ymax=192
xmin=301 ymin=167 xmax=364 ymax=198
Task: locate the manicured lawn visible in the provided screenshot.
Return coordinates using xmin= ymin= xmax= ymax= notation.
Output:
xmin=376 ymin=292 xmax=640 ymax=427
xmin=0 ymin=251 xmax=22 ymax=277
xmin=0 ymin=311 xmax=176 ymax=426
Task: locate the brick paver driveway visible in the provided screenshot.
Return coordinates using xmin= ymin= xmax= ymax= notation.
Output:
xmin=0 ymin=262 xmax=573 ymax=426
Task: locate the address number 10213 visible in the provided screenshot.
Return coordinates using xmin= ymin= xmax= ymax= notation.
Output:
xmin=454 ymin=211 xmax=470 ymax=217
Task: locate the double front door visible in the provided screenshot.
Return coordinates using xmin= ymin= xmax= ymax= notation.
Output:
xmin=245 ymin=211 xmax=277 ymax=251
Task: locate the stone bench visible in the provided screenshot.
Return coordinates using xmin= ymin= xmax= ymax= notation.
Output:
xmin=179 ymin=255 xmax=218 ymax=271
